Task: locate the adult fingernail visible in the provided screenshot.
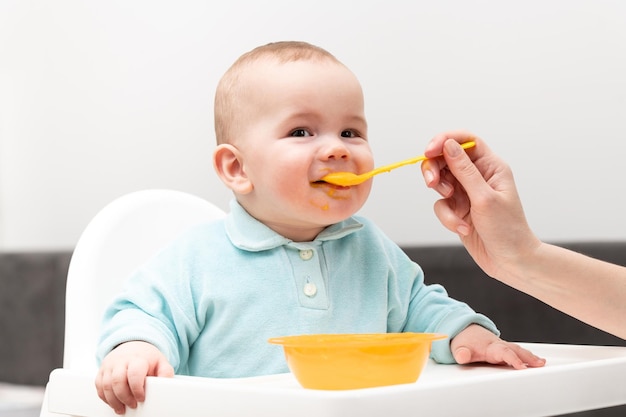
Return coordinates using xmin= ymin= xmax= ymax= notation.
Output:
xmin=457 ymin=224 xmax=470 ymax=236
xmin=445 ymin=139 xmax=462 ymax=157
xmin=424 ymin=170 xmax=434 ymax=185
xmin=439 ymin=180 xmax=453 ymax=196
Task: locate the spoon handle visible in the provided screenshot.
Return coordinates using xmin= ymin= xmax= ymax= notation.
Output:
xmin=369 ymin=141 xmax=476 ymax=178
xmin=368 ymin=155 xmax=429 ymax=177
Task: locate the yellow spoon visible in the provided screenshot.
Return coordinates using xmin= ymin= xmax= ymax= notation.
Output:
xmin=319 ymin=141 xmax=476 ymax=186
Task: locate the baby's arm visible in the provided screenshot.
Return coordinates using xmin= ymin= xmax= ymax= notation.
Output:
xmin=95 ymin=341 xmax=174 ymax=415
xmin=451 ymin=324 xmax=546 ymax=369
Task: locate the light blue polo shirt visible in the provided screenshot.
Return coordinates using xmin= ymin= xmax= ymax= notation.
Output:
xmin=97 ymin=200 xmax=499 ymax=377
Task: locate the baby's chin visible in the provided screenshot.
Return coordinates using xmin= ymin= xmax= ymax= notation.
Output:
xmin=307 ymin=200 xmax=364 ymax=223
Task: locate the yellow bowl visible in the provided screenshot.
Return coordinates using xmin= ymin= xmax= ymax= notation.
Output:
xmin=268 ymin=332 xmax=447 ymax=390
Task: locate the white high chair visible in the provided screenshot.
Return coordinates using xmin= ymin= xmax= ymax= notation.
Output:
xmin=40 ymin=190 xmax=626 ymax=417
xmin=40 ymin=189 xmax=226 ymax=416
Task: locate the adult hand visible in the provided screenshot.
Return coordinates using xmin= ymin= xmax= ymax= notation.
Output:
xmin=420 ymin=130 xmax=540 ymax=279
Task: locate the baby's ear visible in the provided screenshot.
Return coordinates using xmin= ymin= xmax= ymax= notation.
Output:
xmin=213 ymin=144 xmax=253 ymax=194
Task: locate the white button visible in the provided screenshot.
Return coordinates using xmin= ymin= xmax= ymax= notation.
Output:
xmin=299 ymin=249 xmax=313 ymax=261
xmin=303 ymin=282 xmax=317 ymax=297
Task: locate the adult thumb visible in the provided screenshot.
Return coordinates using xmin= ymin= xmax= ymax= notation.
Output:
xmin=443 ymin=139 xmax=490 ymax=199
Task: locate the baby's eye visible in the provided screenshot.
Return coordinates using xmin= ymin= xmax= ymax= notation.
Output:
xmin=290 ymin=129 xmax=312 ymax=137
xmin=341 ymin=130 xmax=359 ymax=138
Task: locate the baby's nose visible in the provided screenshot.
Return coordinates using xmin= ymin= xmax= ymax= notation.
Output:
xmin=323 ymin=137 xmax=349 ymax=160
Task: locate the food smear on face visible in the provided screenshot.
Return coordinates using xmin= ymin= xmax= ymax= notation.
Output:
xmin=311 ymin=182 xmax=350 ymax=197
xmin=309 ymin=199 xmax=329 ymax=210
xmin=310 ymin=182 xmax=351 ymax=210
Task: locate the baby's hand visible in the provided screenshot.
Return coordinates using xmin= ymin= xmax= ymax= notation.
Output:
xmin=95 ymin=341 xmax=174 ymax=415
xmin=451 ymin=324 xmax=546 ymax=369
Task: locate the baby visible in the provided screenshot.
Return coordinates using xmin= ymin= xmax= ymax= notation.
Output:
xmin=95 ymin=41 xmax=545 ymax=414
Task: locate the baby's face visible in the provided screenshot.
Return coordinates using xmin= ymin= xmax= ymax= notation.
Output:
xmin=234 ymin=58 xmax=374 ymax=241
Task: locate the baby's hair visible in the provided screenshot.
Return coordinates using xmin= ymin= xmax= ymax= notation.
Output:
xmin=214 ymin=41 xmax=341 ymax=145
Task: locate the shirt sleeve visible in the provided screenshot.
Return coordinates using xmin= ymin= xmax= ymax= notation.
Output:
xmin=96 ymin=237 xmax=202 ymax=371
xmin=374 ymin=223 xmax=500 ymax=364
xmin=402 ymin=265 xmax=500 ymax=364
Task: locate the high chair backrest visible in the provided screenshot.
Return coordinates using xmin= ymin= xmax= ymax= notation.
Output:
xmin=62 ymin=189 xmax=226 ymax=371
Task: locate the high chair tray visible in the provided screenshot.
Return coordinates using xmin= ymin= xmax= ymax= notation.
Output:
xmin=46 ymin=343 xmax=626 ymax=417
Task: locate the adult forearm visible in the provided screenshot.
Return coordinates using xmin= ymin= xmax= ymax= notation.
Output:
xmin=502 ymin=242 xmax=626 ymax=339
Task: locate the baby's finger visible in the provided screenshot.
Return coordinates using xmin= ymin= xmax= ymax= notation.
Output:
xmin=452 ymin=346 xmax=474 ymax=365
xmin=127 ymin=360 xmax=149 ymax=403
xmin=155 ymin=359 xmax=175 ymax=378
xmin=490 ymin=343 xmax=529 ymax=370
xmin=511 ymin=344 xmax=546 ymax=368
xmin=503 ymin=350 xmax=527 ymax=370
xmin=110 ymin=365 xmax=137 ymax=409
xmin=95 ymin=369 xmax=106 ymax=402
xmin=100 ymin=370 xmax=129 ymax=415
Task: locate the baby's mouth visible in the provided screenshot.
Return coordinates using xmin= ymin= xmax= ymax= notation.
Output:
xmin=311 ymin=180 xmax=350 ymax=190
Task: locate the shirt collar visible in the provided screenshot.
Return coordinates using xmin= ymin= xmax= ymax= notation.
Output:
xmin=225 ymin=199 xmax=363 ymax=252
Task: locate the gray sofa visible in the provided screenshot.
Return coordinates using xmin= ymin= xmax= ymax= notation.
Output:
xmin=1 ymin=242 xmax=625 ymax=416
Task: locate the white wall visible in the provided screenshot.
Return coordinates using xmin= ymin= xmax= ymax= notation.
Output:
xmin=1 ymin=0 xmax=625 ymax=251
